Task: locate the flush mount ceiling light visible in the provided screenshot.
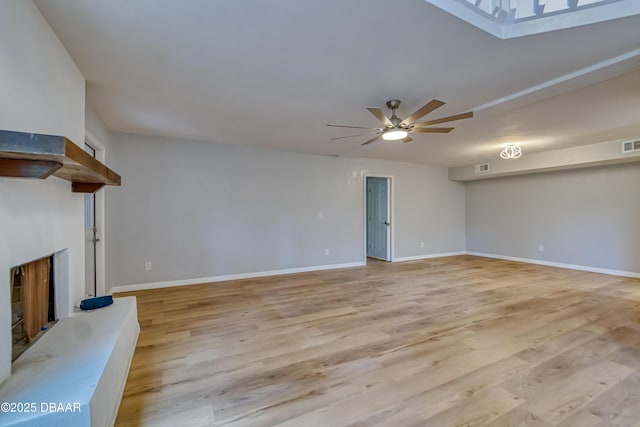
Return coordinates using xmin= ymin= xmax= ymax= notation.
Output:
xmin=382 ymin=129 xmax=409 ymax=141
xmin=500 ymin=144 xmax=522 ymax=159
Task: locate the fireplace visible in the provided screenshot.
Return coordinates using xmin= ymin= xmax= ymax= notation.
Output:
xmin=10 ymin=255 xmax=57 ymax=362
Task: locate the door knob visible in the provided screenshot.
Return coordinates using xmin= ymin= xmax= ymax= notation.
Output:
xmin=384 ymin=221 xmax=390 ymax=226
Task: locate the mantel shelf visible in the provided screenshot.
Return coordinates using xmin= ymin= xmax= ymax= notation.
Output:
xmin=0 ymin=130 xmax=121 ymax=193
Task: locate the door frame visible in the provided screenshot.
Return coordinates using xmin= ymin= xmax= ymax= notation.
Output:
xmin=363 ymin=174 xmax=394 ymax=262
xmin=85 ymin=130 xmax=107 ymax=296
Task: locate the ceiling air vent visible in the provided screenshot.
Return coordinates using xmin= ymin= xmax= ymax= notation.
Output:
xmin=622 ymin=140 xmax=640 ymax=153
xmin=475 ymin=163 xmax=490 ymax=173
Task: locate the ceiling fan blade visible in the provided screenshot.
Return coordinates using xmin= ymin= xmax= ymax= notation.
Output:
xmin=413 ymin=111 xmax=473 ymax=127
xmin=412 ymin=127 xmax=454 ymax=133
xmin=402 ymin=137 xmax=413 ymax=143
xmin=330 ymin=133 xmax=374 ymax=140
xmin=361 ymin=135 xmax=381 ymax=146
xmin=401 ymin=99 xmax=446 ymax=126
xmin=327 ymin=124 xmax=378 ymax=130
xmin=366 ymin=108 xmax=393 ymax=127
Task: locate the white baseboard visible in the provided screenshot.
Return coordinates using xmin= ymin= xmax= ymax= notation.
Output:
xmin=109 ymin=261 xmax=366 ymax=294
xmin=109 ymin=252 xmax=640 ymax=294
xmin=393 ymin=251 xmax=466 ymax=262
xmin=466 ymin=251 xmax=640 ymax=279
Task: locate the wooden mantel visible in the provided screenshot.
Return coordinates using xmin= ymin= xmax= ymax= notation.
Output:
xmin=0 ymin=130 xmax=120 ymax=193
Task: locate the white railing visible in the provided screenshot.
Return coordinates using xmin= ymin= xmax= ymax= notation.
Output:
xmin=426 ymin=0 xmax=639 ymax=38
xmin=458 ymin=0 xmax=627 ymax=23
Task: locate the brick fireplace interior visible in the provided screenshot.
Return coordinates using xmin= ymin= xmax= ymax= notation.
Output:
xmin=10 ymin=255 xmax=56 ymax=362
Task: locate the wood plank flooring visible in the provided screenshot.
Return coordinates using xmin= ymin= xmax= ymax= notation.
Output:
xmin=114 ymin=255 xmax=640 ymax=426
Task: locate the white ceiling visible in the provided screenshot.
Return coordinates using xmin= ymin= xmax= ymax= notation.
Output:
xmin=35 ymin=0 xmax=640 ymax=167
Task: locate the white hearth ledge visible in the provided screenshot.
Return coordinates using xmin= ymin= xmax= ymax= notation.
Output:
xmin=0 ymin=297 xmax=139 ymax=427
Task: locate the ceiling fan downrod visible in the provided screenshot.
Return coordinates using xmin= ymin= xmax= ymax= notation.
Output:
xmin=386 ymin=100 xmax=402 ymax=128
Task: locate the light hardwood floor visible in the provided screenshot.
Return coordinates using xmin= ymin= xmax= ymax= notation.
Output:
xmin=114 ymin=255 xmax=640 ymax=427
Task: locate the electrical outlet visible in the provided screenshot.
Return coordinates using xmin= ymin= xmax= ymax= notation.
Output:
xmin=420 ymin=241 xmax=425 ymax=248
xmin=325 ymin=249 xmax=330 ymax=256
xmin=144 ymin=261 xmax=152 ymax=271
xmin=538 ymin=245 xmax=544 ymax=253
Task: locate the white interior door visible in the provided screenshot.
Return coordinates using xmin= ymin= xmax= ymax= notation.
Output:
xmin=84 ymin=143 xmax=97 ymax=297
xmin=366 ymin=177 xmax=390 ymax=261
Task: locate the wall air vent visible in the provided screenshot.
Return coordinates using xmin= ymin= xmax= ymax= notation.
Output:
xmin=622 ymin=140 xmax=640 ymax=153
xmin=475 ymin=163 xmax=490 ymax=173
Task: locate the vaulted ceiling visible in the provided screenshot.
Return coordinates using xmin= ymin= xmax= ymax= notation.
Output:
xmin=35 ymin=0 xmax=640 ymax=167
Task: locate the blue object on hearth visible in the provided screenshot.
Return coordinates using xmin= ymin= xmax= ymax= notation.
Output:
xmin=80 ymin=295 xmax=114 ymax=310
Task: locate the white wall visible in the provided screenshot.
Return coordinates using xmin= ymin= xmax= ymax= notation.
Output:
xmin=106 ymin=133 xmax=466 ymax=290
xmin=0 ymin=0 xmax=86 ymax=383
xmin=85 ymin=103 xmax=112 ymax=151
xmin=466 ymin=163 xmax=640 ymax=274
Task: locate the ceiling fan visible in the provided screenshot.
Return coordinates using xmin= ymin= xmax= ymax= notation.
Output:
xmin=327 ymin=99 xmax=473 ymax=146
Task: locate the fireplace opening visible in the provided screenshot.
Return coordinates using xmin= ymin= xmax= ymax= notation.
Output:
xmin=10 ymin=255 xmax=57 ymax=362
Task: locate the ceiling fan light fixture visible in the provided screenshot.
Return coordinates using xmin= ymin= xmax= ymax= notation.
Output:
xmin=382 ymin=129 xmax=408 ymax=141
xmin=500 ymin=144 xmax=522 ymax=159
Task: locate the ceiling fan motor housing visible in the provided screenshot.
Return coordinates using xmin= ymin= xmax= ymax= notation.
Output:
xmin=386 ymin=100 xmax=401 ymax=110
